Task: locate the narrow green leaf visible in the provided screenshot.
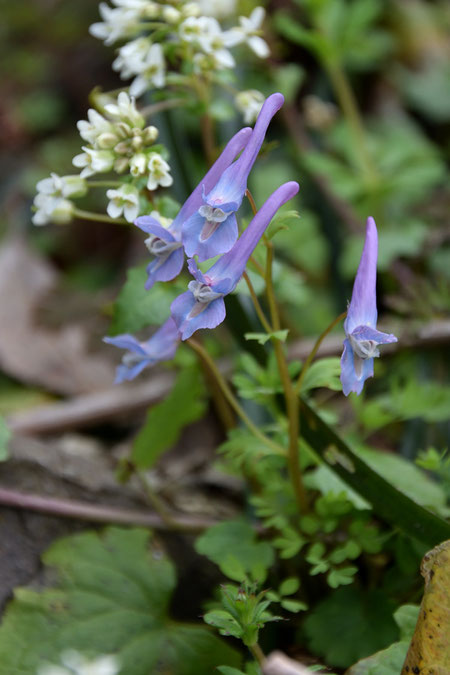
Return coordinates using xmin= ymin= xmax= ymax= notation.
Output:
xmin=244 ymin=330 xmax=289 ymax=345
xmin=132 ymin=368 xmax=206 ymax=469
xmin=300 ymin=399 xmax=450 ymax=547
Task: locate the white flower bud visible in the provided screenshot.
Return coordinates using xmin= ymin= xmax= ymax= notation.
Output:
xmin=130 ymin=153 xmax=147 ymax=176
xmin=143 ymin=125 xmax=159 ymax=143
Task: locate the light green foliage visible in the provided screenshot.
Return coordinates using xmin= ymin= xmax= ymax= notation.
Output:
xmin=0 ymin=527 xmax=240 ymax=674
xmin=274 ymin=210 xmax=329 ymax=277
xmin=397 ymin=61 xmax=450 ymax=122
xmin=346 ymin=605 xmax=419 ymax=674
xmin=267 ymin=577 xmax=307 ymax=613
xmin=355 ymin=446 xmax=447 ymax=515
xmin=195 ymin=519 xmax=275 ymax=582
xmin=109 ymin=263 xmax=186 ymax=334
xmin=132 ymin=367 xmax=207 ymax=469
xmin=245 ymin=330 xmax=289 ymax=345
xmin=204 ymin=583 xmax=281 ymax=647
xmin=276 ymin=0 xmax=393 ymax=69
xmin=304 ymin=587 xmax=399 ymax=668
xmin=232 ymin=351 xmax=300 ymax=404
xmin=0 ymin=417 xmax=11 ymax=461
xmin=273 ymin=64 xmax=306 ymax=103
xmin=354 ymin=378 xmax=450 ymax=429
xmin=300 ymin=357 xmax=341 ymax=393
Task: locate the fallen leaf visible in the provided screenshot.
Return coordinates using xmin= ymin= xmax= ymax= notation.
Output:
xmin=402 ymin=540 xmax=450 ymax=674
xmin=0 ymin=238 xmax=113 ymax=394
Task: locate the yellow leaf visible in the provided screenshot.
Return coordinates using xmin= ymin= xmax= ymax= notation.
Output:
xmin=402 ymin=540 xmax=450 ymax=674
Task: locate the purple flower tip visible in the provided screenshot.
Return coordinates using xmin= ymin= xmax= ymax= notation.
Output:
xmin=340 ymin=218 xmax=398 ymax=396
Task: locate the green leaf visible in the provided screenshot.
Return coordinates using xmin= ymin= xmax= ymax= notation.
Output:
xmin=299 ymin=399 xmax=450 ymax=547
xmin=326 ymin=566 xmax=358 ymax=588
xmin=244 ymin=330 xmax=289 ymax=346
xmin=272 ymin=64 xmax=305 ymax=103
xmin=132 ymin=368 xmax=207 ymax=469
xmin=204 ymin=610 xmax=243 ymax=639
xmin=109 ymin=264 xmax=185 ymax=334
xmin=304 ymin=587 xmax=399 ymax=668
xmin=0 ymin=527 xmax=240 ymax=674
xmin=346 ymin=605 xmax=419 ymax=674
xmin=300 ymin=358 xmax=341 ymax=393
xmin=279 ymin=577 xmax=300 ymax=596
xmin=280 ymin=599 xmax=307 ymax=613
xmin=0 ymin=417 xmax=11 ymax=461
xmin=195 ymin=519 xmax=274 ymax=582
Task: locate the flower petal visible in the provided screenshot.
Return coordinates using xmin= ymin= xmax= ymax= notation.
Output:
xmin=345 ymin=217 xmax=378 ymax=333
xmin=340 ymin=338 xmax=374 ymax=396
xmin=171 ymin=292 xmax=226 ymax=340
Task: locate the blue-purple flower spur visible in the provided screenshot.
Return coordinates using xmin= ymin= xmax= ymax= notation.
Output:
xmin=134 ymin=125 xmax=252 ymax=290
xmin=340 ymin=217 xmax=397 ymax=396
xmin=182 ymin=93 xmax=285 ymax=262
xmin=171 ymin=181 xmax=299 ymax=340
xmin=103 ymin=317 xmax=179 ymax=383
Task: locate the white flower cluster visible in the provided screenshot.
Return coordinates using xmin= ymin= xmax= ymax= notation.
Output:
xmin=32 ymin=174 xmax=87 ymax=226
xmin=90 ymin=1 xmax=269 ymax=98
xmin=37 ymin=650 xmax=119 ymax=675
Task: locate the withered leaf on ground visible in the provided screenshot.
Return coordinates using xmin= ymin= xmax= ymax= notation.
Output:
xmin=0 ymin=238 xmax=113 ymax=395
xmin=402 ymin=539 xmax=450 ymax=674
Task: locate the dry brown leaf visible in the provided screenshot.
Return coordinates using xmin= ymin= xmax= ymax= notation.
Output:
xmin=0 ymin=238 xmax=113 ymax=394
xmin=402 ymin=540 xmax=450 ymax=674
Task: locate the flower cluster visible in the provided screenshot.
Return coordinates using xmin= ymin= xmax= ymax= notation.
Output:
xmin=105 ymin=93 xmax=300 ymax=382
xmin=33 ymin=92 xmax=173 ymax=226
xmin=37 ymin=650 xmax=119 ymax=675
xmin=90 ymin=0 xmax=269 ymax=119
xmin=32 ymin=174 xmax=87 ymax=226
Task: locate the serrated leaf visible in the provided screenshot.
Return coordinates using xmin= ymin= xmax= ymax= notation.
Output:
xmin=327 ymin=566 xmax=358 ymax=589
xmin=300 ymin=358 xmax=342 ymax=393
xmin=109 ymin=264 xmax=185 ymax=334
xmin=195 ymin=520 xmax=274 ymax=582
xmin=0 ymin=527 xmax=240 ymax=674
xmin=0 ymin=417 xmax=10 ymax=461
xmin=132 ymin=368 xmax=207 ymax=469
xmin=204 ymin=610 xmax=243 ymax=639
xmin=304 ymin=587 xmax=398 ymax=668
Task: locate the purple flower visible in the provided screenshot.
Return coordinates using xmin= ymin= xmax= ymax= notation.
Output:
xmin=171 ymin=181 xmax=299 ymax=340
xmin=103 ymin=317 xmax=179 ymax=383
xmin=340 ymin=217 xmax=397 ymax=396
xmin=182 ymin=93 xmax=285 ymax=262
xmin=135 ymin=126 xmax=252 ymax=290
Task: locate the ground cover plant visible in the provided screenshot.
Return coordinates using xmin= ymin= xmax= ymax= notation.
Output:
xmin=0 ymin=0 xmax=449 ymax=673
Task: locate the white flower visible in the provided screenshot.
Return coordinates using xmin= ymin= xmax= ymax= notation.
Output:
xmin=32 ymin=194 xmax=74 ymax=226
xmin=179 ymin=17 xmax=237 ymax=68
xmin=181 ymin=3 xmax=201 ymax=19
xmin=147 ymin=153 xmax=173 ymax=190
xmin=73 ymin=148 xmax=115 ymax=178
xmin=149 ymin=209 xmax=173 ymax=228
xmin=36 ymin=173 xmax=87 ymax=199
xmin=229 ymin=7 xmax=270 ymax=58
xmin=77 ymin=109 xmax=114 ymax=145
xmin=162 ymin=5 xmax=181 ymax=23
xmin=196 ymin=0 xmax=236 ymax=19
xmin=106 ymin=184 xmax=140 ymax=222
xmin=129 ymin=44 xmax=166 ymax=97
xmin=113 ymin=37 xmax=153 ymax=79
xmin=37 ymin=650 xmax=119 ymax=675
xmin=104 ymin=91 xmax=144 ymax=128
xmin=129 ymin=152 xmax=147 ymax=176
xmin=89 ymin=3 xmax=142 ymax=45
xmin=235 ymin=89 xmax=265 ymax=124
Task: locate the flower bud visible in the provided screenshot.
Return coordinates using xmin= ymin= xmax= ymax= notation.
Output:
xmin=143 ymin=125 xmax=159 ymax=143
xmin=114 ymin=141 xmax=130 ymax=155
xmin=115 ymin=122 xmax=132 ymax=139
xmin=96 ymin=132 xmax=119 ymax=149
xmin=114 ymin=157 xmax=129 ymax=174
xmin=163 ymin=6 xmax=181 ymax=23
xmin=131 ymin=134 xmax=144 ymax=151
xmin=130 ymin=153 xmax=147 ymax=176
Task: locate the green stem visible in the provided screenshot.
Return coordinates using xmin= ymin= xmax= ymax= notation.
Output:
xmin=265 ymin=243 xmax=308 ymax=513
xmin=243 ymin=271 xmax=272 ymax=334
xmin=249 ymin=642 xmax=265 ymax=668
xmin=73 ymin=208 xmax=128 ymax=225
xmin=136 ymin=471 xmax=182 ymax=530
xmin=140 ymin=97 xmax=187 ymax=118
xmin=325 ymin=62 xmax=376 ymax=182
xmin=86 ymin=180 xmax=123 ymax=188
xmin=294 ymin=311 xmax=347 ymax=394
xmin=187 ymin=339 xmax=286 ymax=457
